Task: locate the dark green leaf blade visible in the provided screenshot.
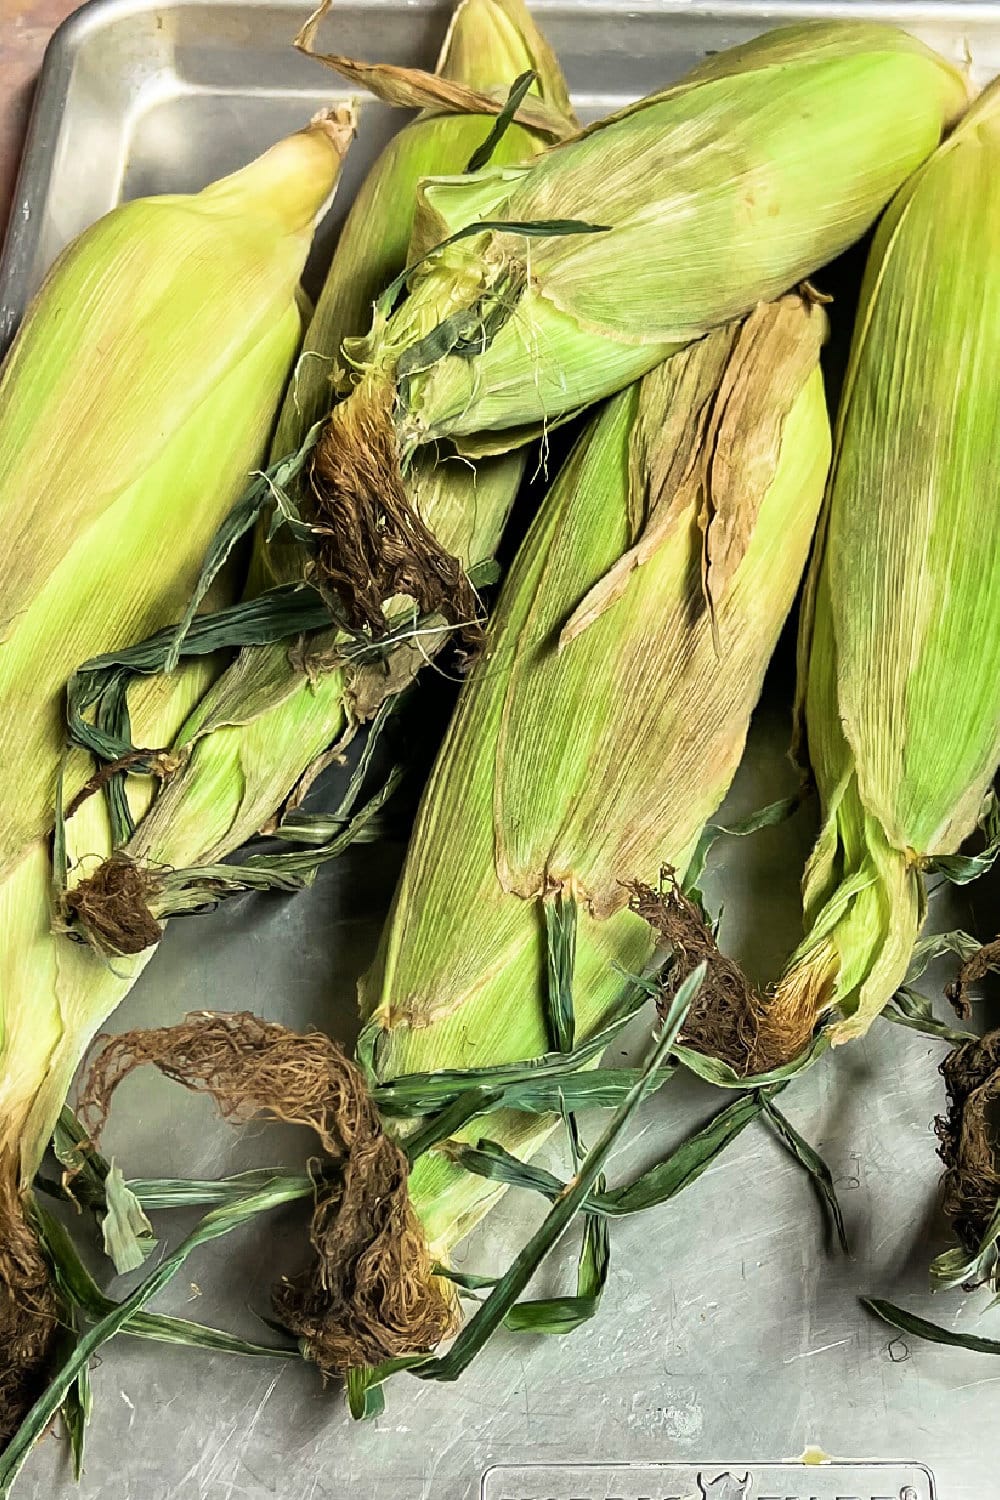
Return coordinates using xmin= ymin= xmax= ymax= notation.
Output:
xmin=544 ymin=888 xmax=577 ymax=1054
xmin=504 ymin=1205 xmax=610 ymax=1336
xmin=1 ymin=1183 xmax=305 ymax=1496
xmin=862 ymin=1296 xmax=1000 ymax=1355
xmin=763 ymin=1101 xmax=848 ymax=1253
xmin=466 ymin=71 xmax=537 ymax=173
xmin=409 ymin=963 xmax=705 ymax=1383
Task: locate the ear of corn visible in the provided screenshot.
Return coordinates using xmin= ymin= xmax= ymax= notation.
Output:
xmin=0 ymin=115 xmax=351 ymax=881
xmin=0 ymin=116 xmax=351 ymax=1159
xmin=0 ymin=115 xmax=350 ymax=1434
xmin=754 ymin=79 xmax=1000 ymax=1062
xmin=335 ymin=20 xmax=967 ymax=455
xmin=65 ymin=0 xmax=575 ymax=915
xmin=359 ymin=291 xmax=831 ymax=1254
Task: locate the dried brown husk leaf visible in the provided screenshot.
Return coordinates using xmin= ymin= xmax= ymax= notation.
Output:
xmin=561 ymin=295 xmax=825 ymax=645
xmin=295 ymin=0 xmax=575 ymax=141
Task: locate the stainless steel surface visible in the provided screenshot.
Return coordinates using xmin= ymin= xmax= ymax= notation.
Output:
xmin=3 ymin=2 xmax=1000 ymax=1496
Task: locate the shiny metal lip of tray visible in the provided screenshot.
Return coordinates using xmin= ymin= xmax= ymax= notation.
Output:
xmin=4 ymin=0 xmax=1000 ymax=340
xmin=2 ymin=1 xmax=999 ymax=1498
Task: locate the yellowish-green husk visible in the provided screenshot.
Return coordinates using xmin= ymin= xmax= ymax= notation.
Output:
xmin=761 ymin=79 xmax=1000 ymax=1058
xmin=0 ymin=115 xmax=351 ymax=881
xmin=336 ymin=19 xmax=968 ymax=455
xmin=360 ymin=292 xmax=832 ymax=1254
xmin=0 ymin=114 xmax=351 ymax=1188
xmin=100 ymin=0 xmax=577 ymax=890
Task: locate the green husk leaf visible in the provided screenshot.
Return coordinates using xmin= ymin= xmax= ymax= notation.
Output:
xmin=380 ymin=1065 xmax=677 ymax=1121
xmin=883 ymin=988 xmax=976 ymax=1045
xmin=404 ymin=1089 xmax=501 ymax=1163
xmin=164 ymin=422 xmax=324 ymax=671
xmin=100 ymin=1164 xmax=157 ymax=1274
xmin=444 ymin=1139 xmax=568 ymax=1201
xmin=448 ymin=1087 xmax=761 ymax=1217
xmin=672 ymin=1030 xmax=830 ymax=1088
xmin=66 ymin=585 xmax=331 ymax=759
xmin=57 ymin=1310 xmax=91 ymax=1483
xmin=371 ymin=979 xmax=653 ymax=1116
xmin=347 ymin=1364 xmax=383 ymax=1420
xmin=544 ymin=888 xmax=578 ymax=1054
xmin=33 ymin=1199 xmax=298 ymax=1359
xmin=683 ymin=790 xmax=807 ymax=906
xmin=928 ymin=792 xmax=1000 ymax=885
xmin=905 ymin=930 xmax=982 ymax=984
xmin=465 ymin=70 xmax=538 ymax=173
xmin=148 ymin=765 xmax=404 ymax=916
xmin=345 ymin=1355 xmax=426 ymax=1420
xmin=862 ymin=1296 xmax=1000 ymax=1355
xmin=601 ymin=1091 xmax=765 ymax=1215
xmin=276 ymin=696 xmax=400 ymax=845
xmin=763 ymin=1100 xmax=848 ymax=1252
xmin=930 ymin=1199 xmax=1000 ymax=1292
xmin=375 ymin=216 xmax=609 ymax=323
xmin=435 ymin=1265 xmax=500 ymax=1292
xmin=51 ymin=1108 xmax=110 ymax=1208
xmin=407 ymin=964 xmax=704 ymax=1382
xmin=0 ymin=1183 xmax=305 ymax=1495
xmin=504 ymin=1198 xmax=609 ymax=1335
xmin=127 ymin=1170 xmax=314 ymax=1210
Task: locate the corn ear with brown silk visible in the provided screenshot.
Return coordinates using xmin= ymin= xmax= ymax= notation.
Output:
xmin=66 ymin=0 xmax=576 ymax=950
xmin=0 ymin=116 xmax=351 ymax=1441
xmin=322 ymin=19 xmax=967 ymax=483
xmin=746 ymin=80 xmax=1000 ymax=1068
xmin=360 ymin=290 xmax=831 ymax=1258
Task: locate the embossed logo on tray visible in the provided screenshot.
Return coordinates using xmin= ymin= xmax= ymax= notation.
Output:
xmin=480 ymin=1462 xmax=935 ymax=1500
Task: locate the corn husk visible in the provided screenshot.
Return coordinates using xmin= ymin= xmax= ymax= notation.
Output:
xmin=64 ymin=0 xmax=575 ymax=930
xmin=360 ymin=290 xmax=831 ymax=1255
xmin=0 ymin=116 xmax=350 ymax=1435
xmin=746 ymin=79 xmax=1000 ymax=1067
xmin=0 ymin=115 xmax=351 ymax=880
xmin=326 ymin=19 xmax=967 ymax=468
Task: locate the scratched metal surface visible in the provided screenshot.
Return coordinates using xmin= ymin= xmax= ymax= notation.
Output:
xmin=4 ymin=1 xmax=1000 ymax=1496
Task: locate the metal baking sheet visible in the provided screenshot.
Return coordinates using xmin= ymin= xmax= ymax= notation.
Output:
xmin=4 ymin=1 xmax=1000 ymax=1496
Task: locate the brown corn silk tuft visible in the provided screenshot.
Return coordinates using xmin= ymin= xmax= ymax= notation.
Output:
xmin=0 ymin=1168 xmax=59 ymax=1447
xmin=80 ymin=1014 xmax=456 ymax=1369
xmin=936 ymin=1032 xmax=1000 ymax=1263
xmin=308 ymin=380 xmax=483 ymax=642
xmin=630 ymin=878 xmax=781 ymax=1077
xmin=946 ymin=940 xmax=1000 ymax=1020
xmin=62 ymin=856 xmax=164 ymax=957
